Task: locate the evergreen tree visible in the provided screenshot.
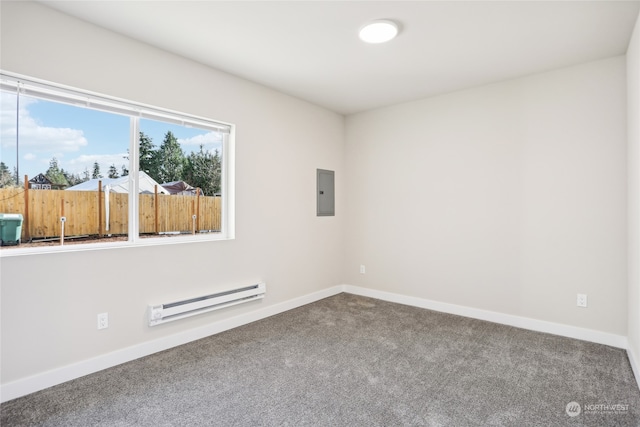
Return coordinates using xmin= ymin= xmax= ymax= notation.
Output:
xmin=139 ymin=131 xmax=158 ymax=179
xmin=92 ymin=162 xmax=103 ymax=179
xmin=0 ymin=162 xmax=16 ymax=188
xmin=46 ymin=157 xmax=69 ymax=188
xmin=184 ymin=146 xmax=221 ymax=196
xmin=61 ymin=169 xmax=87 ymax=186
xmin=156 ymin=131 xmax=185 ymax=183
xmin=108 ymin=164 xmax=120 ymax=179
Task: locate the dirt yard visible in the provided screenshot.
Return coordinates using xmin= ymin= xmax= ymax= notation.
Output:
xmin=0 ymin=234 xmax=180 ymax=249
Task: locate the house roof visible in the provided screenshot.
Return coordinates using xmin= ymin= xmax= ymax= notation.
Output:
xmin=28 ymin=173 xmax=52 ymax=185
xmin=65 ymin=171 xmax=170 ymax=195
xmin=161 ymin=181 xmax=203 ymax=196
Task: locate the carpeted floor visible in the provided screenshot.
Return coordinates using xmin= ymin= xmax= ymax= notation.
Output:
xmin=1 ymin=293 xmax=639 ymax=426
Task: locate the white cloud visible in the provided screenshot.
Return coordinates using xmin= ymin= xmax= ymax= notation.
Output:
xmin=178 ymin=131 xmax=222 ymax=147
xmin=0 ymin=92 xmax=88 ymax=152
xmin=23 ymin=153 xmax=36 ymax=160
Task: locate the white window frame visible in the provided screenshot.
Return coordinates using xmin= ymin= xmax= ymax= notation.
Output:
xmin=0 ymin=71 xmax=235 ymax=256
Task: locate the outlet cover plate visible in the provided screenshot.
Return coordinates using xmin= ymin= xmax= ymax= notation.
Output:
xmin=577 ymin=294 xmax=588 ymax=308
xmin=97 ymin=312 xmax=109 ymax=329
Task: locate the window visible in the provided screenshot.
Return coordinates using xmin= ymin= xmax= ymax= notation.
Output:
xmin=0 ymin=71 xmax=234 ymax=253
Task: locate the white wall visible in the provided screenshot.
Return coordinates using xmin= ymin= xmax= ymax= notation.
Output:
xmin=628 ymin=10 xmax=640 ymax=378
xmin=344 ymin=56 xmax=628 ymax=336
xmin=0 ymin=2 xmax=344 ymax=385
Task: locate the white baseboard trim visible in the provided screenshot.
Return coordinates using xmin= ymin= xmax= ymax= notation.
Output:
xmin=628 ymin=344 xmax=640 ymax=389
xmin=342 ymin=285 xmax=628 ymax=349
xmin=0 ymin=285 xmax=343 ymax=403
xmin=2 ymin=284 xmax=631 ymax=403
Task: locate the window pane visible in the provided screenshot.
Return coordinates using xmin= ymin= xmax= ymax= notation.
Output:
xmin=0 ymin=90 xmax=130 ymax=248
xmin=138 ymin=118 xmax=223 ymax=238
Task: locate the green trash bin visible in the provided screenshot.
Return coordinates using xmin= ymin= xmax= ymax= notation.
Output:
xmin=0 ymin=213 xmax=23 ymax=246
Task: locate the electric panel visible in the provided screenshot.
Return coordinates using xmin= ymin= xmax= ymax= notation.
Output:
xmin=317 ymin=169 xmax=335 ymax=216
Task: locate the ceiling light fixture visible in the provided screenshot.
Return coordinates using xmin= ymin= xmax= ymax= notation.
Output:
xmin=359 ymin=20 xmax=399 ymax=44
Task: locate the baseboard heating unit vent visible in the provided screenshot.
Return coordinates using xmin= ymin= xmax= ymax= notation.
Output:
xmin=148 ymin=282 xmax=266 ymax=326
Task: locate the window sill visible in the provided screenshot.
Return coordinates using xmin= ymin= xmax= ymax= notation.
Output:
xmin=0 ymin=234 xmax=233 ymax=257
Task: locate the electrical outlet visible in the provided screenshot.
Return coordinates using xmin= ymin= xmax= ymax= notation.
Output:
xmin=577 ymin=294 xmax=588 ymax=308
xmin=97 ymin=312 xmax=109 ymax=330
xmin=360 ymin=265 xmax=366 ymax=274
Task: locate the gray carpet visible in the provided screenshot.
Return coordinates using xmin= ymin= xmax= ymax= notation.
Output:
xmin=1 ymin=293 xmax=639 ymax=426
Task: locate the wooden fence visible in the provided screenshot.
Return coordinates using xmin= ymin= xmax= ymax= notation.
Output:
xmin=0 ymin=185 xmax=221 ymax=241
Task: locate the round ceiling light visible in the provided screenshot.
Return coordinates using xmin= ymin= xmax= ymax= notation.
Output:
xmin=359 ymin=20 xmax=399 ymax=44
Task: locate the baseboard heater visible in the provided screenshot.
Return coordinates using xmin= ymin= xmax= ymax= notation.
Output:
xmin=148 ymin=282 xmax=266 ymax=326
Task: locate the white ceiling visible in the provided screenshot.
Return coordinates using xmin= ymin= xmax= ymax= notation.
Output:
xmin=40 ymin=1 xmax=640 ymax=115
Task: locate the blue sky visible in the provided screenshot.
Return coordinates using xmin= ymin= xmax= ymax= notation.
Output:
xmin=0 ymin=92 xmax=223 ymax=181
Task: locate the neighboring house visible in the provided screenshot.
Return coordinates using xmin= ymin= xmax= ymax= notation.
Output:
xmin=161 ymin=181 xmax=203 ymax=196
xmin=29 ymin=173 xmax=67 ymax=190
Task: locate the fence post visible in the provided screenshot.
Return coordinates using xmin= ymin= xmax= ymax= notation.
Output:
xmin=98 ymin=180 xmax=103 ymax=237
xmin=23 ymin=175 xmax=30 ymax=241
xmin=196 ymin=189 xmax=201 ymax=232
xmin=60 ymin=198 xmax=65 ymax=246
xmin=154 ymin=185 xmax=159 ymax=234
xmin=191 ymin=200 xmax=196 ymax=235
